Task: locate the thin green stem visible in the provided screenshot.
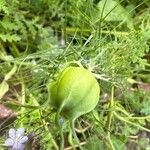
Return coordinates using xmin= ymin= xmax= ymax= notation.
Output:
xmin=65 ymin=27 xmax=129 ymax=36
xmin=0 ymin=42 xmax=6 ymax=54
xmin=55 ymin=111 xmax=65 ymax=150
xmin=60 ymin=125 xmax=64 ymax=150
xmin=115 ymin=106 xmax=150 ymax=120
xmin=77 ymin=120 xmax=86 ymax=141
xmin=98 ymin=0 xmax=108 ymax=39
xmin=129 ymin=116 xmax=150 ymax=120
xmin=20 ymin=73 xmax=25 ymax=127
xmin=114 ymin=112 xmax=150 ymax=133
xmin=70 ymin=120 xmax=83 ymax=150
xmin=10 ymin=43 xmax=20 ymax=57
xmin=105 ymin=86 xmax=115 ymax=150
xmin=68 ymin=125 xmax=75 ymax=150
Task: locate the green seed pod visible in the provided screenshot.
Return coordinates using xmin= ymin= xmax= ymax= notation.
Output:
xmin=48 ymin=66 xmax=100 ymax=120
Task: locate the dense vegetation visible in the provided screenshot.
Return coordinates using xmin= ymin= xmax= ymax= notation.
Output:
xmin=0 ymin=0 xmax=150 ymax=149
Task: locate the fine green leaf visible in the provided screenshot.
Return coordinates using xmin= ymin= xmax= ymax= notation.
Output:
xmin=0 ymin=34 xmax=21 ymax=42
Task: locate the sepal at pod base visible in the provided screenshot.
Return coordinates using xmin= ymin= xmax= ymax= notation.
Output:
xmin=48 ymin=67 xmax=100 ymax=120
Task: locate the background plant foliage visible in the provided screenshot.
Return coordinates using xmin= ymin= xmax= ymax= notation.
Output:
xmin=0 ymin=0 xmax=150 ymax=150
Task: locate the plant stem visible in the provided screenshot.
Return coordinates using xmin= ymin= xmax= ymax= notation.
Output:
xmin=56 ymin=111 xmax=64 ymax=150
xmin=70 ymin=120 xmax=83 ymax=150
xmin=98 ymin=0 xmax=108 ymax=39
xmin=0 ymin=42 xmax=6 ymax=54
xmin=10 ymin=43 xmax=20 ymax=57
xmin=105 ymin=86 xmax=115 ymax=150
xmin=65 ymin=27 xmax=129 ymax=36
xmin=114 ymin=112 xmax=150 ymax=133
xmin=20 ymin=73 xmax=25 ymax=127
xmin=60 ymin=125 xmax=64 ymax=150
xmin=68 ymin=125 xmax=75 ymax=150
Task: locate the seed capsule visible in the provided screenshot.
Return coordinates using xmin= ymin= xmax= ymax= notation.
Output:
xmin=48 ymin=67 xmax=100 ymax=120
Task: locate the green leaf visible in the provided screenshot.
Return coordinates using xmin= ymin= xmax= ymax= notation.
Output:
xmin=0 ymin=80 xmax=9 ymax=100
xmin=141 ymin=100 xmax=150 ymax=115
xmin=0 ymin=33 xmax=21 ymax=42
xmin=4 ymin=65 xmax=17 ymax=81
xmin=0 ymin=18 xmax=19 ymax=30
xmin=93 ymin=110 xmax=100 ymax=121
xmin=138 ymin=138 xmax=150 ymax=149
xmin=0 ymin=0 xmax=9 ymax=14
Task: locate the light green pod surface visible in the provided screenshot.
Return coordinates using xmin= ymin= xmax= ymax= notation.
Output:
xmin=48 ymin=67 xmax=100 ymax=120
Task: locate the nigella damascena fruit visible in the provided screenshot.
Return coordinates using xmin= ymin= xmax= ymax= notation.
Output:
xmin=48 ymin=66 xmax=100 ymax=120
